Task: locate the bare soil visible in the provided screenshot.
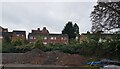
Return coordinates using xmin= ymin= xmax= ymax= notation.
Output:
xmin=2 ymin=48 xmax=88 ymax=66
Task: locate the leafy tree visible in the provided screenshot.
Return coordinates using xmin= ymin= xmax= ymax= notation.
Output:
xmin=2 ymin=37 xmax=16 ymax=53
xmin=12 ymin=39 xmax=23 ymax=46
xmin=74 ymin=23 xmax=79 ymax=35
xmin=62 ymin=21 xmax=79 ymax=42
xmin=35 ymin=38 xmax=45 ymax=50
xmin=62 ymin=21 xmax=76 ymax=39
xmin=74 ymin=23 xmax=80 ymax=42
xmin=104 ymin=35 xmax=120 ymax=58
xmin=90 ymin=1 xmax=120 ymax=33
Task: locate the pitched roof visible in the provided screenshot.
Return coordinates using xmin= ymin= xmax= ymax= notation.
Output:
xmin=13 ymin=30 xmax=26 ymax=34
xmin=28 ymin=33 xmax=68 ymax=37
xmin=49 ymin=34 xmax=68 ymax=37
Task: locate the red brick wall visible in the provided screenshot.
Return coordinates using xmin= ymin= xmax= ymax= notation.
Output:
xmin=28 ymin=35 xmax=68 ymax=44
xmin=12 ymin=33 xmax=26 ymax=42
xmin=43 ymin=36 xmax=68 ymax=44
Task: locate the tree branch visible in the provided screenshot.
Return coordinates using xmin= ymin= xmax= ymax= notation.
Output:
xmin=101 ymin=2 xmax=120 ymax=15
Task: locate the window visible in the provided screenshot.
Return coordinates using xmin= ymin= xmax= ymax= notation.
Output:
xmin=44 ymin=37 xmax=47 ymax=40
xmin=30 ymin=36 xmax=33 ymax=39
xmin=16 ymin=34 xmax=19 ymax=36
xmin=22 ymin=35 xmax=24 ymax=36
xmin=34 ymin=37 xmax=36 ymax=39
xmin=76 ymin=36 xmax=78 ymax=40
xmin=51 ymin=37 xmax=54 ymax=40
xmin=61 ymin=37 xmax=64 ymax=40
xmin=54 ymin=37 xmax=56 ymax=40
xmin=43 ymin=42 xmax=47 ymax=45
xmin=0 ymin=36 xmax=3 ymax=39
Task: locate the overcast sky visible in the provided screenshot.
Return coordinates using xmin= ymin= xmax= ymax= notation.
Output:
xmin=1 ymin=1 xmax=97 ymax=35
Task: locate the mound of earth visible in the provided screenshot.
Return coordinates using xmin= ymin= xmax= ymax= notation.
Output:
xmin=2 ymin=48 xmax=87 ymax=66
xmin=19 ymin=48 xmax=47 ymax=64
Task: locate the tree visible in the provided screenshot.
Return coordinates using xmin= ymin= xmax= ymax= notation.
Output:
xmin=35 ymin=39 xmax=44 ymax=49
xmin=62 ymin=21 xmax=76 ymax=40
xmin=74 ymin=23 xmax=80 ymax=42
xmin=12 ymin=39 xmax=23 ymax=46
xmin=34 ymin=36 xmax=45 ymax=50
xmin=90 ymin=1 xmax=120 ymax=33
xmin=74 ymin=23 xmax=79 ymax=35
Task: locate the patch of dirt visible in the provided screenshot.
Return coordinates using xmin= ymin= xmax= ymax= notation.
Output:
xmin=2 ymin=48 xmax=88 ymax=66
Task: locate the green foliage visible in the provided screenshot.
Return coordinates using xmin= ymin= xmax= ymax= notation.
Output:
xmin=62 ymin=21 xmax=79 ymax=42
xmin=35 ymin=39 xmax=44 ymax=49
xmin=15 ymin=43 xmax=34 ymax=53
xmin=2 ymin=32 xmax=120 ymax=60
xmin=102 ymin=35 xmax=120 ymax=58
xmin=80 ymin=34 xmax=120 ymax=59
xmin=62 ymin=21 xmax=76 ymax=39
xmin=44 ymin=43 xmax=82 ymax=54
xmin=12 ymin=39 xmax=23 ymax=46
xmin=74 ymin=23 xmax=79 ymax=35
xmin=2 ymin=40 xmax=16 ymax=53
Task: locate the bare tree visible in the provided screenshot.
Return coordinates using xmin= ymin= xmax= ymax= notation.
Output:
xmin=90 ymin=0 xmax=120 ymax=33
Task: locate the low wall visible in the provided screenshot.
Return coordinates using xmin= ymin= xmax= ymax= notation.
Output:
xmin=2 ymin=64 xmax=99 ymax=69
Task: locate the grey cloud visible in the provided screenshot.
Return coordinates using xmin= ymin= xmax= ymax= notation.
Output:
xmin=2 ymin=2 xmax=95 ymax=35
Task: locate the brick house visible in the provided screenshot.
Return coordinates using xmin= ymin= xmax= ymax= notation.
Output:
xmin=0 ymin=26 xmax=9 ymax=41
xmin=28 ymin=27 xmax=69 ymax=44
xmin=2 ymin=32 xmax=12 ymax=41
xmin=12 ymin=30 xmax=26 ymax=42
xmin=80 ymin=31 xmax=120 ymax=43
xmin=45 ymin=34 xmax=68 ymax=44
xmin=0 ymin=26 xmax=8 ymax=33
xmin=80 ymin=33 xmax=88 ymax=43
xmin=31 ymin=27 xmax=49 ymax=35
